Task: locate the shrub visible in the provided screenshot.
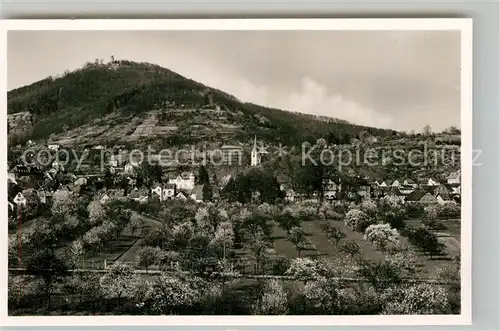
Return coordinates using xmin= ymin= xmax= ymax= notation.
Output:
xmin=252 ymin=279 xmax=288 ymax=315
xmin=406 ymin=226 xmax=446 ymax=259
xmin=344 ymin=209 xmax=372 ymax=232
xmin=381 ymin=283 xmax=451 ymax=314
xmin=363 ymin=224 xmax=400 ymax=252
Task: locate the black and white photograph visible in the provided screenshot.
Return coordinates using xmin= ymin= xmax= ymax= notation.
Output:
xmin=1 ymin=19 xmax=472 ymax=326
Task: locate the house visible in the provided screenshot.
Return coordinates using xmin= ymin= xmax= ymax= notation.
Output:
xmin=280 ymin=184 xmax=295 ymax=202
xmin=8 ymin=172 xmax=17 ymax=184
xmin=124 ymin=163 xmax=136 ymax=175
xmin=390 ymin=180 xmax=401 ymax=187
xmin=37 ymin=190 xmax=54 ymax=204
xmin=93 ymin=145 xmax=105 ymax=150
xmin=11 ymin=165 xmax=30 ymax=178
xmin=398 ymin=185 xmax=415 ymax=195
xmin=108 ymin=189 xmax=125 ymax=200
xmin=434 ymin=184 xmax=451 ymax=197
xmin=405 ymin=191 xmax=426 ymax=204
xmin=109 ymin=158 xmax=118 ymax=167
xmin=48 ymin=168 xmax=58 ymax=177
xmin=447 ymin=170 xmax=461 ymax=185
xmin=436 ymin=192 xmax=452 ymax=205
xmin=191 ymin=184 xmax=204 ymax=202
xmin=323 ymin=179 xmax=340 ymax=200
xmin=387 ymin=187 xmax=406 ymax=203
xmin=419 ymin=192 xmax=438 ymax=204
xmin=129 ymin=188 xmax=149 ymax=203
xmin=175 ymin=191 xmax=188 ymax=200
xmin=162 ymin=184 xmax=176 ymax=200
xmin=100 ymin=193 xmax=111 ymax=205
xmin=379 ymin=181 xmax=388 ymax=187
xmin=426 ymin=178 xmax=440 ymax=186
xmin=37 ymin=190 xmax=47 ymax=204
xmin=407 ymin=190 xmax=438 ymax=205
xmin=356 ymin=184 xmax=371 ymax=198
xmin=52 ymin=160 xmax=64 ymax=172
xmin=13 ymin=192 xmax=26 ymax=207
xmin=48 ymin=144 xmax=60 ymax=151
xmin=402 ymin=179 xmax=418 ymax=188
xmin=151 ymin=185 xmax=162 ymax=198
xmin=74 ymin=178 xmax=88 ymax=186
xmin=447 ymin=183 xmax=461 ymax=195
xmin=219 ymin=174 xmax=232 ymax=189
xmin=168 ymin=172 xmax=195 ymax=191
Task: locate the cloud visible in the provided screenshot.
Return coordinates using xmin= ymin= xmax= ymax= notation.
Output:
xmin=225 ymin=77 xmax=394 ymax=129
xmin=282 ymin=78 xmax=394 ymax=128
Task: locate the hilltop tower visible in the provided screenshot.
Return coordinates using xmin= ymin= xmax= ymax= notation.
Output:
xmin=251 ymin=135 xmax=261 ymax=167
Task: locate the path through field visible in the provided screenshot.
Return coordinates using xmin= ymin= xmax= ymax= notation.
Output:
xmin=115 ymin=212 xmax=162 ymax=263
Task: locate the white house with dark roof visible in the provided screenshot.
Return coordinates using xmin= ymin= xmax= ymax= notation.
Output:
xmin=48 ymin=144 xmax=60 ymax=151
xmin=168 ymin=172 xmax=195 ymax=191
xmin=13 ymin=192 xmax=26 ymax=207
xmin=426 ymin=178 xmax=440 ymax=186
xmin=447 ymin=170 xmax=461 ymax=185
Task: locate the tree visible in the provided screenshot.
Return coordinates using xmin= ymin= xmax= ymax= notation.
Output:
xmin=244 ymin=230 xmax=269 ymax=274
xmin=25 ymin=248 xmax=69 ymax=309
xmin=136 ymin=246 xmax=162 ymax=273
xmin=444 ymin=126 xmax=461 ymax=135
xmin=303 ymin=277 xmax=342 ymax=314
xmin=210 ymin=220 xmax=235 ymax=259
xmin=252 ymin=279 xmax=288 ymax=315
xmin=285 ymin=258 xmax=319 ymax=283
xmin=360 ymin=199 xmax=378 ymax=218
xmin=141 ymin=274 xmax=202 ymax=314
xmin=287 ymin=226 xmax=308 ymax=257
xmin=406 ymin=226 xmax=445 ymax=259
xmin=339 ymin=240 xmax=361 ymax=261
xmin=323 ymin=225 xmax=346 ymax=247
xmin=381 ymin=283 xmax=451 ymax=314
xmin=202 ymin=183 xmax=213 ymax=202
xmin=344 ymin=209 xmax=372 ymax=232
xmin=69 ymin=239 xmax=85 ymax=269
xmin=363 ymin=224 xmax=400 ymax=252
xmin=129 ymin=213 xmax=144 ymax=236
xmin=377 ymin=195 xmax=406 ymax=229
xmin=87 ymin=200 xmax=105 ymax=225
xmin=197 ymin=165 xmax=210 ymax=185
xmin=20 ymin=189 xmax=42 ymax=221
xmin=99 ymin=262 xmax=140 ymax=308
xmin=423 ymin=124 xmax=432 ymax=136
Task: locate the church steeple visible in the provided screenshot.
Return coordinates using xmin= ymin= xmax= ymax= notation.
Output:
xmin=251 ymin=135 xmax=260 ymax=167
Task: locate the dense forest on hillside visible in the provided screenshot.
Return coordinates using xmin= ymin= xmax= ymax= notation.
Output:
xmin=8 ymin=59 xmax=396 ymax=146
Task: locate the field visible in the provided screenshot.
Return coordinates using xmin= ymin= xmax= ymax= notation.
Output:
xmin=267 ymin=217 xmax=461 ymax=279
xmin=79 ymin=215 xmax=460 ymax=278
xmin=15 ymin=211 xmax=458 ymax=279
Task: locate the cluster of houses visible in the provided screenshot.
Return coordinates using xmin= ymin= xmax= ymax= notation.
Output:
xmin=7 ymin=152 xmax=207 ymax=213
xmin=8 ymin=136 xmax=462 ymax=215
xmin=275 ymin=170 xmax=461 ymax=205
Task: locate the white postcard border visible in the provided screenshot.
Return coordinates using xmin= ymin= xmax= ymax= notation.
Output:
xmin=0 ymin=18 xmax=473 ymax=327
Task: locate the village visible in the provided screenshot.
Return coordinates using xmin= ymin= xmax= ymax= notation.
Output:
xmin=8 ymin=136 xmax=462 ymax=212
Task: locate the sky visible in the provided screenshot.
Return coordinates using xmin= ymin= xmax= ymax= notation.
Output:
xmin=8 ymin=30 xmax=461 ymax=132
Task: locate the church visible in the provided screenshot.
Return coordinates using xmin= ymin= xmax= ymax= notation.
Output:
xmin=251 ymin=135 xmax=268 ymax=167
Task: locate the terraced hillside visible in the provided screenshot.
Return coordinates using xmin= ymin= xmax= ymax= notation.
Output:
xmin=7 ymin=59 xmax=396 ymax=148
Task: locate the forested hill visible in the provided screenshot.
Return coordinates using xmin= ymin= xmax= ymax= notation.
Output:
xmin=7 ymin=59 xmax=397 ymax=147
